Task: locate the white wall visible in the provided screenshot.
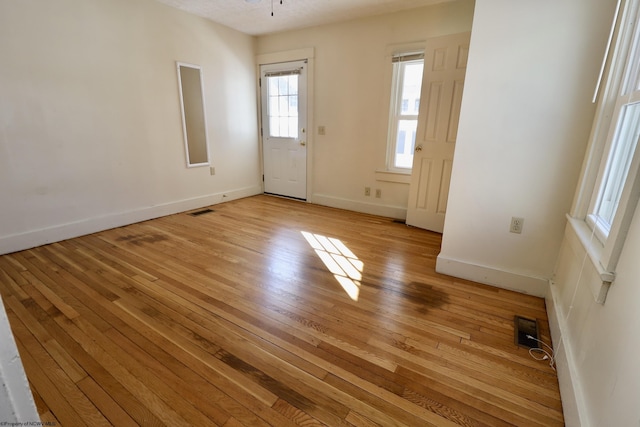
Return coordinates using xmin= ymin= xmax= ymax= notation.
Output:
xmin=256 ymin=1 xmax=475 ymax=218
xmin=2 ymin=1 xmax=630 ymax=424
xmin=437 ymin=0 xmax=618 ymax=296
xmin=550 ymin=199 xmax=640 ymax=427
xmin=0 ymin=0 xmax=260 ymax=418
xmin=0 ymin=0 xmax=261 ymax=255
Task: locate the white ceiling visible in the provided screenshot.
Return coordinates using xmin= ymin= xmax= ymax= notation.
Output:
xmin=154 ymin=0 xmax=454 ymax=36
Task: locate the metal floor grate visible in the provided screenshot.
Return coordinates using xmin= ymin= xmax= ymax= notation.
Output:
xmin=189 ymin=208 xmax=215 ymax=217
xmin=514 ymin=315 xmax=539 ymax=349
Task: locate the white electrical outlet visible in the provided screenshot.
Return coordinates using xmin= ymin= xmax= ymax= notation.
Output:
xmin=210 ymin=167 xmax=216 ymax=176
xmin=510 ymin=217 xmax=524 ymax=234
xmin=375 ymin=189 xmax=382 ymax=198
xmin=318 ymin=125 xmax=326 ymax=135
xmin=365 ymin=187 xmax=371 ymax=196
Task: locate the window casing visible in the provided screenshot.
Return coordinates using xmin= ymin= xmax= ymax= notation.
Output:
xmin=386 ymin=54 xmax=424 ymax=172
xmin=572 ymin=0 xmax=640 ymax=288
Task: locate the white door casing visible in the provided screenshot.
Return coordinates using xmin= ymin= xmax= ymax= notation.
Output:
xmin=261 ymin=60 xmax=308 ymax=200
xmin=406 ymin=32 xmax=471 ymax=232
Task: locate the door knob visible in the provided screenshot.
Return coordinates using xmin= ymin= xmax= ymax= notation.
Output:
xmin=415 ymin=144 xmax=423 ymax=152
xmin=300 ymin=141 xmax=306 ymax=146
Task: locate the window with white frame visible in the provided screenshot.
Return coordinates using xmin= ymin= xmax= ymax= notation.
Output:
xmin=587 ymin=101 xmax=640 ymax=243
xmin=574 ymin=0 xmax=640 ymax=279
xmin=387 ymin=53 xmax=424 ymax=172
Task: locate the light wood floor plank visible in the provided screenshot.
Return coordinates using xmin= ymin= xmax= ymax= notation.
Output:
xmin=0 ymin=195 xmax=564 ymax=426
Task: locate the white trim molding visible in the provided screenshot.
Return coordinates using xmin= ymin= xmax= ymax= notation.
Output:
xmin=311 ymin=193 xmax=407 ymax=220
xmin=565 ymin=217 xmax=613 ymax=303
xmin=546 ymin=282 xmax=588 ymax=427
xmin=435 ymin=255 xmax=550 ymax=297
xmin=0 ymin=186 xmax=261 ymax=256
xmin=375 ymin=170 xmax=411 ymax=184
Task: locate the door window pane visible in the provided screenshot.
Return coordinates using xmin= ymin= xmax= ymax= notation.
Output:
xmin=267 ymin=75 xmax=299 ymax=138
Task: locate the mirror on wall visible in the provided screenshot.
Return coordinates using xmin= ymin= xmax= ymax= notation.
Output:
xmin=177 ymin=62 xmax=210 ymax=167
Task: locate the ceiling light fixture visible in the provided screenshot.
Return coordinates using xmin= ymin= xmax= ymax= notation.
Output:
xmin=245 ymin=0 xmax=283 ymax=17
xmin=271 ymin=0 xmax=283 ymax=17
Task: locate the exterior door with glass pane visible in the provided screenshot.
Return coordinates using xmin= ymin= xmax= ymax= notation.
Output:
xmin=406 ymin=32 xmax=470 ymax=232
xmin=261 ymin=61 xmax=307 ymax=200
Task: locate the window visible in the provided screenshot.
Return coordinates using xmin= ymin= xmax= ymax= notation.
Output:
xmin=573 ymin=0 xmax=640 ymax=283
xmin=387 ymin=53 xmax=424 ymax=171
xmin=267 ymin=73 xmax=299 ymax=138
xmin=588 ymin=101 xmax=640 ymax=242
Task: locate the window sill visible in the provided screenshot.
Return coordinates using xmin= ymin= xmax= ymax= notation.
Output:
xmin=375 ymin=170 xmax=411 ymax=184
xmin=566 ymin=215 xmax=615 ymax=304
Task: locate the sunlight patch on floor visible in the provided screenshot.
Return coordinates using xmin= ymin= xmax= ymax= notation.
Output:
xmin=301 ymin=231 xmax=363 ymax=301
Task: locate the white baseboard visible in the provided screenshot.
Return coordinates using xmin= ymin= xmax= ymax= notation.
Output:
xmin=435 ymin=254 xmax=549 ymax=297
xmin=310 ymin=193 xmax=407 ymax=219
xmin=0 ymin=185 xmax=261 ymax=255
xmin=546 ymin=281 xmax=588 ymax=427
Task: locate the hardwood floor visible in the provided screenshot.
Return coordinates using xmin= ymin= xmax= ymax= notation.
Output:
xmin=0 ymin=195 xmax=563 ymax=426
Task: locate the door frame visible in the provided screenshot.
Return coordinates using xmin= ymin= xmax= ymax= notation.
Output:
xmin=256 ymin=48 xmax=315 ymax=201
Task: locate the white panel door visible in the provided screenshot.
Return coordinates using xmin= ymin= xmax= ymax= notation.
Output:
xmin=261 ymin=61 xmax=307 ymax=200
xmin=406 ymin=32 xmax=470 ymax=232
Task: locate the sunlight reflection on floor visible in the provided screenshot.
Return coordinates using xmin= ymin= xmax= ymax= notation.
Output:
xmin=301 ymin=231 xmax=363 ymax=301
